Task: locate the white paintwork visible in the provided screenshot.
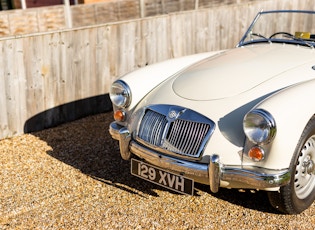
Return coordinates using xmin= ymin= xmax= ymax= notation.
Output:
xmin=118 ymin=43 xmax=315 ymax=170
xmin=173 ymin=44 xmax=315 ymax=100
xmin=116 ymin=51 xmax=223 ymax=110
xmin=255 ymin=79 xmax=315 ymax=168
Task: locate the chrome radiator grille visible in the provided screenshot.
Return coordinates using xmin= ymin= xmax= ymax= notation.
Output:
xmin=137 ymin=106 xmax=214 ymax=158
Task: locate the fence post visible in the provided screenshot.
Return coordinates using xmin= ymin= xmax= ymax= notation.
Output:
xmin=195 ymin=0 xmax=199 ymax=10
xmin=64 ymin=0 xmax=72 ymax=28
xmin=20 ymin=0 xmax=26 ymax=9
xmin=139 ymin=0 xmax=145 ymax=18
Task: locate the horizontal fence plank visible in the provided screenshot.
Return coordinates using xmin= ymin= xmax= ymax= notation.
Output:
xmin=0 ymin=0 xmax=315 ymax=138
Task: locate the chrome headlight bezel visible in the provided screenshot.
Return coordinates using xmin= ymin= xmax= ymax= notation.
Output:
xmin=110 ymin=80 xmax=131 ymax=108
xmin=243 ymin=109 xmax=276 ymax=145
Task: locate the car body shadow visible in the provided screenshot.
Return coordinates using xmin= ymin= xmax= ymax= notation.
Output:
xmin=26 ymin=95 xmax=169 ymax=197
xmin=195 ymin=183 xmax=281 ymax=214
xmin=26 ymin=96 xmax=281 ymax=212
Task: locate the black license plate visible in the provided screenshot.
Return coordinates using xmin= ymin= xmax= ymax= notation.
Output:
xmin=131 ymin=158 xmax=194 ymax=195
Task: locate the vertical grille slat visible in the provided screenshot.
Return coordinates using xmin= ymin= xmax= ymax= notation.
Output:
xmin=179 ymin=121 xmax=192 ymax=153
xmin=137 ymin=107 xmax=214 ymax=158
xmin=138 ymin=110 xmax=168 ymax=146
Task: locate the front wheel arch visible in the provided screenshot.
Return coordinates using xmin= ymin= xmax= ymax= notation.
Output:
xmin=268 ymin=115 xmax=315 ymax=214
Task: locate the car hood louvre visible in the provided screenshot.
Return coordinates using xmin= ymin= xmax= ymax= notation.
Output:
xmin=173 ymin=45 xmax=315 ymax=100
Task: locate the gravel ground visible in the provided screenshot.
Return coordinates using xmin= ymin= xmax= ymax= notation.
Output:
xmin=0 ymin=112 xmax=315 ymax=229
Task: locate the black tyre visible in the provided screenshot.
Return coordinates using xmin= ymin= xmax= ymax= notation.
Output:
xmin=268 ymin=116 xmax=315 ymax=214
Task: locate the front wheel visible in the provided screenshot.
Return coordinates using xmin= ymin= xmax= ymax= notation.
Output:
xmin=268 ymin=117 xmax=315 ymax=214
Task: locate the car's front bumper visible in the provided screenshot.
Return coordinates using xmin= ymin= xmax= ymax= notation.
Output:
xmin=109 ymin=121 xmax=291 ymax=193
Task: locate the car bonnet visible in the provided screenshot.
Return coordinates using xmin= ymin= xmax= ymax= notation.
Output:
xmin=173 ymin=44 xmax=315 ymax=101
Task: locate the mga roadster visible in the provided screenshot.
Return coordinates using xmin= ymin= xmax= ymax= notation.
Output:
xmin=109 ymin=10 xmax=315 ymax=214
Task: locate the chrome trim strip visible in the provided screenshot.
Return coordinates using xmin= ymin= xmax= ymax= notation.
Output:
xmin=109 ymin=122 xmax=291 ymax=192
xmin=221 ymin=167 xmax=291 ymax=188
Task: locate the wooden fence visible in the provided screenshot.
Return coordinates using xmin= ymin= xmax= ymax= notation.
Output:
xmin=0 ymin=0 xmax=258 ymax=37
xmin=0 ymin=0 xmax=315 ymax=139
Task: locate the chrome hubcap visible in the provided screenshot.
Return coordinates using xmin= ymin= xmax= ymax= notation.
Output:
xmin=294 ymin=135 xmax=315 ymax=199
xmin=303 ymin=158 xmax=315 ymax=175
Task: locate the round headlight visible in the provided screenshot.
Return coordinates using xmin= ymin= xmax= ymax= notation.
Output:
xmin=110 ymin=80 xmax=131 ymax=108
xmin=243 ymin=109 xmax=276 ymax=145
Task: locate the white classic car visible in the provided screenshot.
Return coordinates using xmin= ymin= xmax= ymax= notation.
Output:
xmin=109 ymin=10 xmax=315 ymax=214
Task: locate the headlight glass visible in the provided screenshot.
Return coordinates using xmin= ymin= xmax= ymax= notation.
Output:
xmin=110 ymin=80 xmax=131 ymax=108
xmin=243 ymin=109 xmax=276 ymax=145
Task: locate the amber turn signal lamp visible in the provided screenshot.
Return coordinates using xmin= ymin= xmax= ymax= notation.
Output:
xmin=248 ymin=146 xmax=265 ymax=161
xmin=114 ymin=110 xmax=126 ymax=121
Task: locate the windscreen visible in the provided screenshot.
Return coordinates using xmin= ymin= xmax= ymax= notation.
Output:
xmin=239 ymin=11 xmax=315 ymax=46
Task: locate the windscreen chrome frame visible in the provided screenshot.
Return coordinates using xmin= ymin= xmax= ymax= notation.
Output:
xmin=237 ymin=10 xmax=315 ymax=47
